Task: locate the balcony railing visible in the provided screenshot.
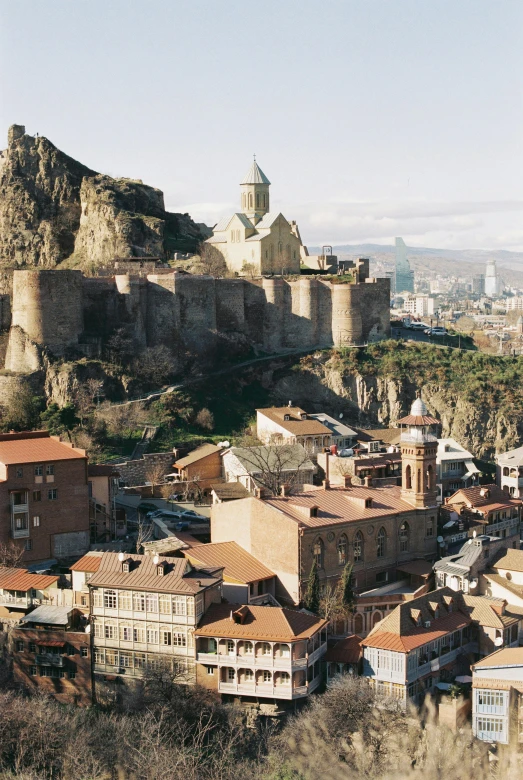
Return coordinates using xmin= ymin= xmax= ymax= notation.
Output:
xmin=36 ymin=653 xmax=64 ymax=667
xmin=12 ymin=527 xmax=30 ymax=539
xmin=0 ymin=594 xmax=28 ymax=606
xmin=218 ymin=680 xmax=312 ymax=699
xmin=196 ymin=651 xmax=309 ymax=669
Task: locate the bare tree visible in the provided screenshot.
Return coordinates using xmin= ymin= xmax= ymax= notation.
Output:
xmin=135 ymin=514 xmax=154 ymax=553
xmin=195 ymin=408 xmax=214 ymax=431
xmin=230 ymin=440 xmax=314 ymax=496
xmin=0 ymin=541 xmax=24 ymax=568
xmin=145 ymin=462 xmax=167 ymax=492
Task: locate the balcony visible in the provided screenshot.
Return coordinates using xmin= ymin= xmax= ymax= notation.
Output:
xmin=0 ymin=594 xmax=29 ymax=607
xmin=196 ymin=651 xmax=309 ymax=670
xmin=218 ymin=680 xmax=314 ymax=699
xmin=12 ymin=527 xmax=30 ymax=539
xmin=36 ymin=653 xmax=64 ymax=667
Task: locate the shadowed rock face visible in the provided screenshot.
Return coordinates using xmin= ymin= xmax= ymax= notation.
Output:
xmin=0 ymin=125 xmax=203 ymax=266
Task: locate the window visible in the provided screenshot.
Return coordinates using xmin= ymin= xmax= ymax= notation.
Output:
xmin=134 ymin=653 xmax=146 ymax=669
xmin=244 ymin=641 xmax=253 ymax=655
xmin=146 ymin=627 xmax=158 ymax=644
xmin=377 ymin=528 xmax=386 ymax=558
xmin=104 ymin=590 xmax=117 ymax=609
xmin=280 ymin=644 xmax=290 ymax=658
xmin=279 ymin=671 xmax=290 ymax=685
xmin=68 ymin=667 xmax=76 ymax=679
xmin=120 ymin=625 xmax=132 ymax=641
xmin=426 ymin=517 xmax=434 ymax=537
xmin=93 ymin=622 xmax=103 ymax=638
xmin=34 ymin=465 xmax=43 ymax=476
xmin=133 ymin=592 xmax=146 ymax=611
xmin=16 ymin=640 xmax=24 ymax=652
xmin=104 ymin=622 xmax=117 ymax=639
xmin=118 ymin=591 xmax=132 ymax=610
xmin=30 ymin=666 xmax=38 ymax=676
xmin=354 ymin=531 xmax=364 ymax=563
xmin=24 ymin=540 xmax=32 ymax=551
xmin=173 ymin=595 xmax=186 ymax=615
xmin=146 ymin=594 xmax=158 ymax=613
xmin=313 ymin=538 xmax=324 ymax=568
xmin=206 ymin=666 xmax=215 ymax=675
xmin=105 ymin=650 xmax=118 ymax=666
xmin=46 ymin=465 xmax=54 ymax=476
xmin=244 ymin=668 xmax=254 ymax=681
xmin=228 ymin=667 xmax=235 ymax=680
xmin=16 ymin=468 xmax=23 ymax=478
xmin=227 ymin=640 xmax=235 ymax=655
xmin=173 ymin=630 xmax=187 ymax=647
xmin=33 ymin=516 xmax=40 ymax=527
xmin=399 ymin=522 xmax=410 ymax=553
xmin=33 ymin=491 xmax=41 ymax=502
xmin=133 ymin=626 xmax=146 ymax=643
xmin=161 ymin=629 xmax=172 ymax=646
xmin=48 ymin=489 xmax=57 ymax=500
xmin=94 ymin=648 xmax=105 ymax=664
xmin=159 ymin=594 xmax=171 ymax=614
xmin=476 ymin=717 xmax=504 ymax=739
xmin=477 ymin=690 xmax=506 ymax=708
xmin=92 ymin=590 xmax=103 ymax=608
xmin=261 ymin=642 xmax=271 ymax=656
xmin=81 ymin=647 xmax=88 ymax=657
xmin=337 ymin=534 xmax=348 ymax=566
xmin=263 ymin=670 xmax=272 ymax=683
xmin=29 ymin=642 xmax=36 ymax=653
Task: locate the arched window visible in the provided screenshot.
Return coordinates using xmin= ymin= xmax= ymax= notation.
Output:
xmin=263 ymin=193 xmax=267 ymax=207
xmin=256 ymin=193 xmax=260 ymax=208
xmin=405 ymin=464 xmax=412 ymax=490
xmin=372 ymin=611 xmax=382 ymax=627
xmin=249 ymin=193 xmax=253 ymax=208
xmin=426 ymin=465 xmax=433 ymax=491
xmin=417 ymin=469 xmax=421 ymax=493
xmin=337 ymin=534 xmax=348 ymax=566
xmin=313 ymin=538 xmax=324 ymax=568
xmin=377 ymin=528 xmax=386 ymax=558
xmin=503 ymin=466 xmax=509 ymax=476
xmin=399 ymin=522 xmax=410 ymax=553
xmin=354 ymin=531 xmax=364 ymax=563
xmin=354 ymin=613 xmax=363 ymax=634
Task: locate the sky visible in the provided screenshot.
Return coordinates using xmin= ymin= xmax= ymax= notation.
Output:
xmin=1 ymin=0 xmax=522 ymax=250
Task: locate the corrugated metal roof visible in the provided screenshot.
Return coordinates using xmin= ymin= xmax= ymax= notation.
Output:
xmin=492 ymin=548 xmax=523 ymax=573
xmin=184 ymin=541 xmax=275 ymax=584
xmin=362 ymin=612 xmax=471 ymax=652
xmin=263 ymin=484 xmax=422 ymax=529
xmin=0 ymin=567 xmax=59 ymax=591
xmin=472 ymin=647 xmax=523 ymax=669
xmin=496 ymin=445 xmax=523 ymax=466
xmin=212 ymin=215 xmax=233 ymax=232
xmin=254 ymin=212 xmax=280 ymax=229
xmin=396 ymin=414 xmax=440 ymax=426
xmin=195 ymin=602 xmax=326 ymax=641
xmin=240 ymin=161 xmax=270 ymax=185
xmin=175 ymin=443 xmax=220 ymax=469
xmin=88 ymin=552 xmax=220 ymax=594
xmin=20 ymin=606 xmax=72 ymax=625
xmin=257 ymin=407 xmax=332 ymax=436
xmin=0 ymin=432 xmax=86 ymax=465
xmin=69 ymin=553 xmax=103 ymax=573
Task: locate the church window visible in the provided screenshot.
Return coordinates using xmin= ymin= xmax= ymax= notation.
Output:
xmin=313 ymin=538 xmax=324 ymax=568
xmin=377 ymin=528 xmax=386 ymax=558
xmin=426 ymin=465 xmax=433 ymax=491
xmin=249 ymin=193 xmax=253 ymax=208
xmin=399 ymin=522 xmax=410 ymax=553
xmin=263 ymin=194 xmax=267 ymax=208
xmin=256 ymin=193 xmax=260 ymax=208
xmin=337 ymin=534 xmax=348 ymax=566
xmin=354 ymin=531 xmax=364 ymax=563
xmin=405 ymin=465 xmax=412 ymax=490
xmin=417 ymin=469 xmax=421 ymax=493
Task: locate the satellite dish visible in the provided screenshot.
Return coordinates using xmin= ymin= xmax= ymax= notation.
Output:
xmin=494 ymin=637 xmax=503 ymax=647
xmin=473 ymin=529 xmax=477 ymax=538
xmin=468 ymin=539 xmax=472 ymax=545
xmin=153 ymin=554 xmax=159 ymax=565
xmin=339 ymin=413 xmax=343 ymax=419
xmin=437 ymin=536 xmax=444 ymax=544
xmin=118 ymin=552 xmax=125 ymax=562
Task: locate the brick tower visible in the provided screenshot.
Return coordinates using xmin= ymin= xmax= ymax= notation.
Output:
xmin=398 ymin=397 xmax=439 ymax=508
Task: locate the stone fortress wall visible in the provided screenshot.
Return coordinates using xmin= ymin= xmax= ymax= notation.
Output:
xmin=4 ymin=259 xmax=390 ymax=373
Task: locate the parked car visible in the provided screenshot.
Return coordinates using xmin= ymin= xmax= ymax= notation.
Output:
xmin=409 ymin=322 xmax=428 ymax=330
xmin=138 ymin=502 xmax=160 ymax=516
xmin=180 ymin=510 xmax=208 ymax=522
xmin=424 ymin=327 xmax=448 ymax=336
xmin=174 ymin=521 xmax=190 ymax=531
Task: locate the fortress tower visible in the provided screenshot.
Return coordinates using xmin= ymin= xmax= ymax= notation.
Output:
xmin=398 ymin=398 xmax=439 ymax=508
xmin=240 ymin=158 xmax=270 ymax=222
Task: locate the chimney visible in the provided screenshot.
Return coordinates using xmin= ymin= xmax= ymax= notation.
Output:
xmin=343 ymin=475 xmax=352 ymax=488
xmin=288 ymin=400 xmax=293 ymax=408
xmin=254 ymin=487 xmax=262 ymax=499
xmin=280 ymin=483 xmax=290 ymax=497
xmin=364 ymin=476 xmax=372 ymax=488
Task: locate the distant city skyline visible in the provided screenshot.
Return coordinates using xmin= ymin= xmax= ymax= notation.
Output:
xmin=1 ymin=0 xmax=521 ymax=251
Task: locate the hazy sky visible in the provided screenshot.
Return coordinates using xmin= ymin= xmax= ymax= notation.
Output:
xmin=1 ymin=0 xmax=522 ymax=250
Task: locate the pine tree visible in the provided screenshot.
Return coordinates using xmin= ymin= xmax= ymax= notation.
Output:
xmin=337 ymin=562 xmax=355 ymax=615
xmin=303 ymin=560 xmax=320 ymax=614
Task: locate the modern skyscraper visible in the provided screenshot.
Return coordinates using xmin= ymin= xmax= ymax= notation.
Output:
xmin=393 ymin=237 xmax=414 ymax=294
xmin=484 ymin=259 xmax=500 ymax=297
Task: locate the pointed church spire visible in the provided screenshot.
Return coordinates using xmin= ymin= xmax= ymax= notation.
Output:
xmin=240 ymin=160 xmax=271 ymax=185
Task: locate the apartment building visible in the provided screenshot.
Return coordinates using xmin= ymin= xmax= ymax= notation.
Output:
xmin=0 ymin=567 xmax=59 ymax=627
xmin=435 ymin=534 xmax=517 ymax=594
xmin=444 ymin=484 xmax=521 ymax=541
xmin=256 ymin=405 xmax=333 ymax=454
xmin=172 ymin=443 xmax=223 ymax=497
xmin=0 ymin=431 xmax=89 ymax=563
xmin=436 ymin=438 xmax=479 ymax=498
xmin=11 ymin=605 xmax=91 ymax=705
xmin=88 ymin=552 xmax=222 ymax=688
xmin=496 ymin=445 xmax=523 ymax=497
xmin=482 ymin=548 xmax=523 ymax=617
xmin=70 ymin=551 xmax=103 ymax=612
xmin=194 ymin=603 xmax=327 ymax=702
xmin=472 ymin=648 xmax=523 ymax=745
xmin=88 ymin=464 xmax=125 ymax=541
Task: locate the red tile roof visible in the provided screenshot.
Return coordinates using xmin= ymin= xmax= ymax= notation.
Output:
xmin=396 ymin=414 xmax=439 ymax=426
xmin=195 ymin=602 xmax=327 ymax=642
xmin=0 ymin=567 xmax=59 ymax=592
xmin=0 ymin=431 xmax=86 ymax=466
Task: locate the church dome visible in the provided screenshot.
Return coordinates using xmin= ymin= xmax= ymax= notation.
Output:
xmin=410 ymin=397 xmax=428 ymax=417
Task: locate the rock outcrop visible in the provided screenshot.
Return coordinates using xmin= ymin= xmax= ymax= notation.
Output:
xmin=0 ymin=124 xmax=203 ymax=267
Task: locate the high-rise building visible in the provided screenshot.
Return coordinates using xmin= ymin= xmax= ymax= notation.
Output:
xmin=394 ymin=237 xmax=414 ymax=294
xmin=484 ymin=260 xmax=500 ymax=297
xmin=472 ymin=274 xmax=485 ymax=295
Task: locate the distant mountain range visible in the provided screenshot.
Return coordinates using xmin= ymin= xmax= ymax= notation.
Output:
xmin=307 ymin=244 xmax=523 ymax=286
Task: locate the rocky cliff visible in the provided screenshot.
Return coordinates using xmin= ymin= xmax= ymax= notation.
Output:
xmin=0 ymin=124 xmax=203 ymax=267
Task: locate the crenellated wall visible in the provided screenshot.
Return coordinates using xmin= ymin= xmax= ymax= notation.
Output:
xmin=4 ymin=269 xmax=390 ymax=373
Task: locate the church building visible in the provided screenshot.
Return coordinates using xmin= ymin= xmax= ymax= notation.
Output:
xmin=205 ymin=160 xmax=303 ymax=275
